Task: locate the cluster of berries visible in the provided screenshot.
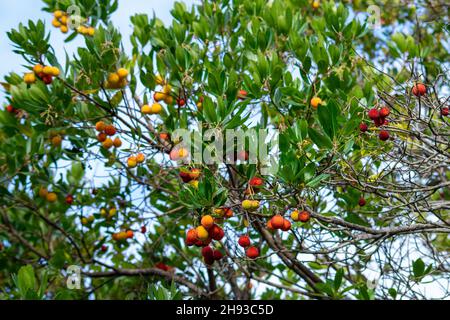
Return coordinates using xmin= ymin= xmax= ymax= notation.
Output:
xmin=95 ymin=121 xmax=122 ymax=150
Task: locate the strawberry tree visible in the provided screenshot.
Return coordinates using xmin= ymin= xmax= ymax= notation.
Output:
xmin=0 ymin=0 xmax=449 ymax=300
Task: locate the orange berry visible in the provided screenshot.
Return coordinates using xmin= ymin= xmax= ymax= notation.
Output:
xmin=113 ymin=137 xmax=122 ymax=148
xmin=136 ymin=153 xmax=145 ymax=163
xmin=46 ymin=192 xmax=57 ymax=203
xmin=104 ymin=125 xmax=117 ymax=136
xmin=201 ymin=215 xmax=214 ymax=229
xmin=95 ymin=121 xmax=106 ymax=132
xmin=97 ymin=132 xmax=107 ymax=142
xmin=102 ymin=138 xmax=114 ymax=149
xmin=270 ymin=215 xmax=284 ymax=229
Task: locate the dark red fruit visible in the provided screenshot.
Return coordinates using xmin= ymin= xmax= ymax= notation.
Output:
xmin=210 ymin=225 xmax=225 ymax=241
xmin=6 ymin=105 xmax=15 ymax=113
xmin=201 ymin=246 xmax=214 ymax=259
xmin=42 ymin=75 xmax=53 ymax=85
xmin=246 ymin=246 xmax=259 ymax=259
xmin=359 ymin=123 xmax=368 ymax=132
xmin=412 ymin=83 xmax=426 ymax=97
xmin=379 ymin=130 xmax=390 ymax=141
xmin=213 ymin=250 xmax=224 ymax=261
xmin=238 ymin=235 xmax=251 ymax=248
xmin=177 ymin=98 xmax=186 ymax=107
xmin=358 ymin=197 xmax=366 ymax=207
xmin=65 ymin=194 xmax=74 ymax=205
xmin=101 ymin=245 xmax=107 ymax=252
xmin=441 ymin=107 xmax=449 ymax=116
xmin=280 ymin=219 xmax=291 ymax=232
xmin=379 ymin=107 xmax=390 ymax=118
xmin=155 ymin=262 xmax=170 ymax=271
xmin=249 ymin=177 xmax=264 ymax=188
xmin=141 ymin=226 xmax=147 ymax=233
xmin=298 ymin=211 xmax=310 ymax=223
xmin=179 ymin=171 xmax=193 ymax=183
xmin=368 ymin=108 xmax=380 ymax=120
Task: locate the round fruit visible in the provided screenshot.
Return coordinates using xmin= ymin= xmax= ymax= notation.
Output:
xmin=358 ymin=197 xmax=366 ymax=207
xmin=104 ymin=125 xmax=117 ymax=136
xmin=177 ymin=98 xmax=186 ymax=107
xmin=141 ymin=104 xmax=152 ymax=114
xmin=196 ymin=226 xmax=209 ymax=241
xmin=238 ymin=90 xmax=248 ymax=100
xmin=379 ymin=107 xmax=390 ymax=118
xmin=33 ymin=64 xmax=44 ymax=74
xmin=412 ymin=83 xmax=426 ymax=97
xmin=210 ymin=225 xmax=225 ymax=241
xmin=238 ymin=235 xmax=251 ymax=248
xmin=441 ymin=107 xmax=449 ymax=116
xmin=24 ymin=72 xmax=36 ymax=84
xmin=127 ymin=156 xmax=138 ymax=168
xmin=126 ymin=230 xmax=134 ymax=239
xmin=141 ymin=226 xmax=147 ymax=233
xmin=136 ymin=153 xmax=145 ymax=163
xmin=213 ymin=250 xmax=224 ymax=261
xmin=117 ymin=68 xmax=129 ymax=79
xmin=310 ymin=97 xmax=322 ymax=109
xmin=359 ymin=123 xmax=368 ymax=132
xmin=249 ymin=177 xmax=264 ymax=187
xmin=201 ymin=246 xmax=214 ymax=259
xmin=164 ymin=95 xmax=174 ymax=105
xmin=113 ymin=137 xmax=122 ymax=148
xmin=368 ymin=108 xmax=380 ymax=120
xmin=246 ymin=246 xmax=259 ymax=259
xmin=154 ymin=92 xmax=166 ymax=102
xmin=270 ymin=215 xmax=285 ymax=229
xmin=266 ymin=219 xmax=274 ymax=231
xmin=46 ymin=192 xmax=57 ymax=203
xmin=39 ymin=187 xmax=48 ymax=198
xmin=281 ymin=219 xmax=291 ymax=232
xmin=189 ymin=168 xmax=201 ymax=180
xmin=298 ymin=210 xmax=311 ymax=223
xmin=97 ymin=133 xmax=107 ymax=142
xmin=151 ymin=103 xmax=162 ymax=114
xmin=65 ymin=194 xmax=74 ymax=205
xmin=201 ymin=215 xmax=214 ymax=229
xmin=51 ymin=135 xmax=62 ymax=147
xmin=379 ymin=130 xmax=390 ymax=141
xmin=102 ymin=138 xmax=114 ymax=149
xmin=108 ymin=73 xmax=120 ymax=85
xmin=242 ymin=200 xmax=254 ymax=210
xmin=291 ymin=210 xmax=299 ymax=221
xmin=186 ymin=229 xmax=198 ymax=246
xmin=95 ymin=121 xmax=106 ymax=132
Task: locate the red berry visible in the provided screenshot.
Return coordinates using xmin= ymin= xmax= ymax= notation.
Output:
xmin=210 ymin=225 xmax=224 ymax=241
xmin=368 ymin=108 xmax=380 ymax=120
xmin=358 ymin=197 xmax=366 ymax=207
xmin=179 ymin=171 xmax=193 ymax=183
xmin=441 ymin=107 xmax=449 ymax=116
xmin=298 ymin=211 xmax=310 ymax=223
xmin=238 ymin=235 xmax=251 ymax=248
xmin=379 ymin=107 xmax=390 ymax=118
xmin=213 ymin=250 xmax=223 ymax=261
xmin=101 ymin=245 xmax=107 ymax=252
xmin=249 ymin=177 xmax=264 ymax=187
xmin=177 ymin=98 xmax=186 ymax=107
xmin=281 ymin=219 xmax=291 ymax=232
xmin=379 ymin=130 xmax=390 ymax=141
xmin=141 ymin=226 xmax=147 ymax=233
xmin=246 ymin=246 xmax=259 ymax=259
xmin=155 ymin=262 xmax=169 ymax=271
xmin=6 ymin=105 xmax=15 ymax=113
xmin=201 ymin=246 xmax=214 ymax=259
xmin=412 ymin=83 xmax=426 ymax=97
xmin=359 ymin=123 xmax=368 ymax=132
xmin=42 ymin=75 xmax=53 ymax=85
xmin=65 ymin=194 xmax=74 ymax=205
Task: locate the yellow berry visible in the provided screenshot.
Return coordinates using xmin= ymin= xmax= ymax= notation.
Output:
xmin=60 ymin=25 xmax=68 ymax=33
xmin=117 ymin=68 xmax=129 ymax=79
xmin=141 ymin=105 xmax=152 ymax=114
xmin=54 ymin=10 xmax=64 ymax=19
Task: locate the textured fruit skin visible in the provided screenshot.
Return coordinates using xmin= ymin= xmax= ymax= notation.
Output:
xmin=102 ymin=138 xmax=114 ymax=149
xmin=95 ymin=121 xmax=106 ymax=132
xmin=249 ymin=177 xmax=264 ymax=187
xmin=65 ymin=194 xmax=74 ymax=205
xmin=379 ymin=107 xmax=390 ymax=118
xmin=238 ymin=235 xmax=251 ymax=248
xmin=201 ymin=215 xmax=214 ymax=229
xmin=136 ymin=153 xmax=145 ymax=163
xmin=179 ymin=171 xmax=193 ymax=183
xmin=281 ymin=219 xmax=291 ymax=232
xmin=186 ymin=229 xmax=198 ymax=246
xmin=213 ymin=250 xmax=224 ymax=261
xmin=412 ymin=83 xmax=426 ymax=97
xmin=196 ymin=226 xmax=209 ymax=241
xmin=358 ymin=197 xmax=366 ymax=207
xmin=105 ymin=125 xmax=117 ymax=136
xmin=359 ymin=123 xmax=368 ymax=132
xmin=441 ymin=107 xmax=449 ymax=116
xmin=246 ymin=246 xmax=259 ymax=259
xmin=379 ymin=130 xmax=390 ymax=141
xmin=210 ymin=225 xmax=224 ymax=241
xmin=368 ymin=108 xmax=380 ymax=120
xmin=298 ymin=211 xmax=310 ymax=223
xmin=270 ymin=215 xmax=284 ymax=229
xmin=290 ymin=210 xmax=299 ymax=221
xmin=310 ymin=97 xmax=322 ymax=109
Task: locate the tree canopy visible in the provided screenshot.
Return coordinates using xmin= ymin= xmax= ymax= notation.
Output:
xmin=0 ymin=0 xmax=449 ymax=300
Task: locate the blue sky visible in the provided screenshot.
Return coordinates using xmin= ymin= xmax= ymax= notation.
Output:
xmin=0 ymin=0 xmax=196 ymax=99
